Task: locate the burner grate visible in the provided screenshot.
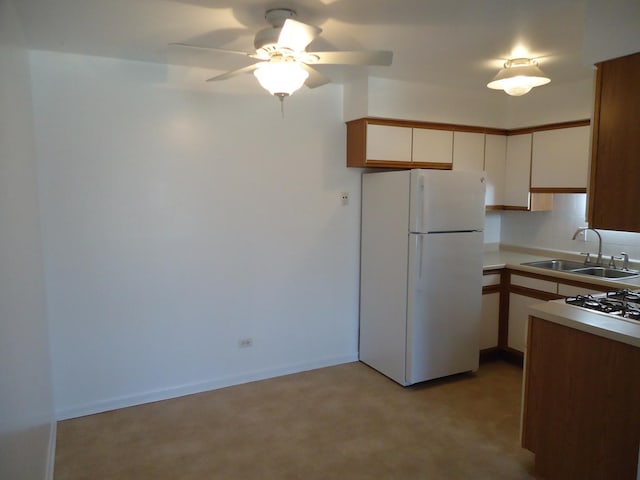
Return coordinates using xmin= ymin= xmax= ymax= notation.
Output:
xmin=564 ymin=290 xmax=640 ymax=321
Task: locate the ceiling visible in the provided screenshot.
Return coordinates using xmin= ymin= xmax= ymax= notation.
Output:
xmin=15 ymin=0 xmax=597 ymax=93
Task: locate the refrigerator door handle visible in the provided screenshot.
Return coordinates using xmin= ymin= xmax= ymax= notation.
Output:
xmin=415 ymin=173 xmax=425 ymax=233
xmin=417 ymin=235 xmax=423 ymax=279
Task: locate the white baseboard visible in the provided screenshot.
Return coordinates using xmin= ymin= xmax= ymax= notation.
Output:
xmin=46 ymin=420 xmax=56 ymax=480
xmin=56 ymin=354 xmax=358 ymax=420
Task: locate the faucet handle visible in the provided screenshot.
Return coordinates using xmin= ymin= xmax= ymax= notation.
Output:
xmin=609 ymin=255 xmax=623 ymax=269
xmin=620 ymin=252 xmax=630 ymax=270
xmin=580 ymin=252 xmax=592 ymax=265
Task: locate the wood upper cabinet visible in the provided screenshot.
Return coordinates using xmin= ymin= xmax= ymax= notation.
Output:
xmin=588 ymin=51 xmax=640 ymax=232
xmin=346 ymin=118 xmax=454 ymax=169
xmin=531 ymin=124 xmax=590 ymax=191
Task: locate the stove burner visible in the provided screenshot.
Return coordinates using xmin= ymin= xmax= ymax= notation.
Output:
xmin=564 ymin=290 xmax=640 ymax=322
xmin=606 ymin=289 xmax=640 ymax=303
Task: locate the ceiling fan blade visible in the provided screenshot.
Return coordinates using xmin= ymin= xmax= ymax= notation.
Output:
xmin=206 ymin=63 xmax=261 ymax=82
xmin=277 ymin=19 xmax=322 ymax=52
xmin=300 ymin=64 xmax=330 ymax=89
xmin=310 ymin=50 xmax=393 ymax=66
xmin=170 ymin=43 xmax=259 ymax=59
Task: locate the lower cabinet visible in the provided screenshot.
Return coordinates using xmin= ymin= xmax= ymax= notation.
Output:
xmin=523 ymin=316 xmax=640 ymax=479
xmin=488 ymin=269 xmax=610 ymax=359
xmin=480 ymin=292 xmax=500 ymax=349
xmin=507 ymin=293 xmax=538 ymax=352
xmin=480 ymin=271 xmax=502 ymax=353
xmin=506 ymin=273 xmax=561 ymax=354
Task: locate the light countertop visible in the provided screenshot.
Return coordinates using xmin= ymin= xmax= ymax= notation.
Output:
xmin=529 ymin=301 xmax=640 ymax=348
xmin=484 ymin=244 xmax=640 ymax=348
xmin=483 ymin=244 xmax=640 ymax=290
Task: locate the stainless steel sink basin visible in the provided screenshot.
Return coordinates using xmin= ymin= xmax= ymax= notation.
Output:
xmin=522 ymin=259 xmax=586 ymax=271
xmin=521 ymin=259 xmax=640 ymax=279
xmin=571 ymin=267 xmax=640 ymax=279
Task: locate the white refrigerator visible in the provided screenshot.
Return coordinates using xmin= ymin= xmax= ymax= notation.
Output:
xmin=359 ymin=169 xmax=485 ymax=386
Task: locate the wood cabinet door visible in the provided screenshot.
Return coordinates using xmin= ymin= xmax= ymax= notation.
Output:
xmin=589 ymin=51 xmax=640 ymax=231
xmin=366 ymin=124 xmax=412 ymax=162
xmin=504 ymin=133 xmax=532 ymax=209
xmin=531 ymin=126 xmax=590 ymax=190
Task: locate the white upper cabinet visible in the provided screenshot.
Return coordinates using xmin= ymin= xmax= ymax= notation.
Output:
xmin=504 ymin=133 xmax=532 ymax=209
xmin=366 ymin=124 xmax=412 ymax=162
xmin=530 ymin=125 xmax=591 ymax=190
xmin=452 ymin=131 xmax=485 ymax=172
xmin=412 ymin=128 xmax=453 ymax=165
xmin=483 ymin=134 xmax=506 ymax=207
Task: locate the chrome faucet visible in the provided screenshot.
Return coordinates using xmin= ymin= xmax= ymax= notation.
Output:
xmin=572 ymin=227 xmax=603 ymax=265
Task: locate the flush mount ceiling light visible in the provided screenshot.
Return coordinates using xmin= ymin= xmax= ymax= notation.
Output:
xmin=487 ymin=58 xmax=551 ymax=96
xmin=253 ymin=57 xmax=309 ymax=98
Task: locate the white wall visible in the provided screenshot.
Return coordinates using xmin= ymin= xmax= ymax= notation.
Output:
xmin=501 ymin=194 xmax=640 ymax=262
xmin=504 ymin=78 xmax=595 ymax=128
xmin=367 ymin=77 xmax=507 ymax=127
xmin=30 ymin=51 xmax=362 ymax=419
xmin=0 ymin=0 xmax=55 ymax=478
xmin=584 ymin=0 xmax=640 ymax=65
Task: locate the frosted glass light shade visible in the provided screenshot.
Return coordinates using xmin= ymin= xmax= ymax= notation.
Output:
xmin=254 ymin=61 xmax=309 ymax=97
xmin=487 ymin=58 xmax=551 ymax=96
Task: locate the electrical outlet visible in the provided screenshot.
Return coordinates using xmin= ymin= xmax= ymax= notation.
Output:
xmin=341 ymin=192 xmax=349 ymax=206
xmin=238 ymin=337 xmax=253 ymax=348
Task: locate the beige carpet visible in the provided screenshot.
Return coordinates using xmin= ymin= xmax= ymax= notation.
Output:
xmin=54 ymin=360 xmax=535 ymax=479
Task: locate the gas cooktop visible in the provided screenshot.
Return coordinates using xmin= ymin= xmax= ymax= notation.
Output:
xmin=564 ymin=290 xmax=640 ymax=322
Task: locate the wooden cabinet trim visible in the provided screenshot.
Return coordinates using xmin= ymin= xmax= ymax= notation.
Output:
xmin=351 ymin=117 xmax=508 ymax=135
xmin=587 ymin=63 xmax=603 ymax=225
xmin=349 ymin=117 xmax=590 ymax=136
xmin=508 ymin=119 xmax=590 ymax=135
xmin=530 ymin=187 xmax=586 ymax=194
xmin=483 ymin=284 xmax=501 ymax=295
xmin=509 ymin=284 xmax=563 ymax=301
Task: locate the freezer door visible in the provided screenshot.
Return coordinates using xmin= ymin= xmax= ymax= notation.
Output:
xmin=406 ymin=231 xmax=483 ymax=384
xmin=409 ymin=169 xmax=485 ymax=233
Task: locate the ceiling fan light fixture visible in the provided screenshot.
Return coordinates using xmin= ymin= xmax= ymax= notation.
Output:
xmin=487 ymin=58 xmax=550 ymax=96
xmin=254 ymin=60 xmax=309 ymax=97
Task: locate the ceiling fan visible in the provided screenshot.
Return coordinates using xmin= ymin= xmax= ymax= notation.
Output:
xmin=172 ymin=8 xmax=393 ymax=100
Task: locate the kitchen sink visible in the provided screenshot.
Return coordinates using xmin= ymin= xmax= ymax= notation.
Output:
xmin=522 ymin=258 xmax=640 ymax=280
xmin=571 ymin=267 xmax=640 ymax=279
xmin=522 ymin=259 xmax=586 ymax=271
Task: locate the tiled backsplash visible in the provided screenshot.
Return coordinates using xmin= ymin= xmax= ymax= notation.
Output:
xmin=497 ymin=194 xmax=640 ymax=262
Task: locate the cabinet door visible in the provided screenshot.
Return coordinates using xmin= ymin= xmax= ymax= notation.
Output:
xmin=481 ymin=291 xmax=500 ymax=349
xmin=366 ymin=124 xmax=412 ymax=162
xmin=504 ymin=133 xmax=532 ymax=209
xmin=508 ymin=292 xmax=544 ymax=352
xmin=453 ymin=131 xmax=485 ymax=172
xmin=484 ymin=134 xmax=506 ymax=207
xmin=531 ymin=126 xmax=590 ymax=190
xmin=589 ymin=52 xmax=640 ymax=232
xmin=412 ymin=128 xmax=453 ymax=165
